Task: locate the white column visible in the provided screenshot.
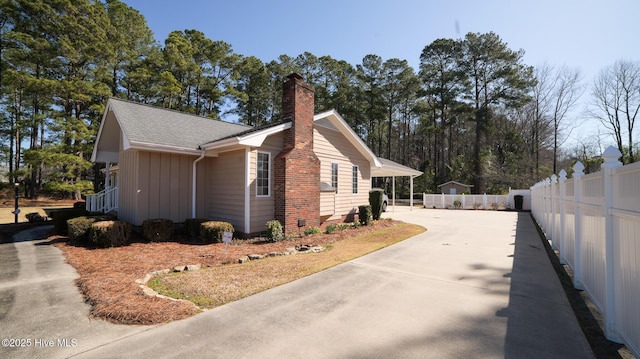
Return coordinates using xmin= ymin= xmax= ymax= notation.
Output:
xmin=392 ymin=175 xmax=396 ymax=213
xmin=601 ymin=145 xmax=623 ymax=343
xmin=105 ymin=163 xmax=111 ymax=189
xmin=409 ymin=176 xmax=414 ymax=211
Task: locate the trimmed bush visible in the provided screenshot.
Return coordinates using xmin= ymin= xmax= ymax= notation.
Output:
xmin=369 ymin=190 xmax=384 ymax=220
xmin=68 ymin=216 xmax=96 ymax=241
xmin=90 ymin=221 xmax=131 ymax=248
xmin=184 ymin=218 xmax=209 ymax=238
xmin=200 ymin=221 xmax=234 ymax=243
xmin=304 ymin=226 xmax=322 ymax=236
xmin=25 ymin=212 xmax=46 ymax=223
xmin=358 ymin=205 xmax=373 ymax=226
xmin=142 ymin=218 xmax=174 ymax=242
xmin=49 ymin=208 xmax=89 ymax=235
xmin=68 ymin=215 xmax=117 ymax=242
xmin=266 ymin=219 xmax=284 ymax=242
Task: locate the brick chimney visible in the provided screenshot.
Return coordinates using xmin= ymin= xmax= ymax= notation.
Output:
xmin=274 ymin=73 xmax=320 ymax=232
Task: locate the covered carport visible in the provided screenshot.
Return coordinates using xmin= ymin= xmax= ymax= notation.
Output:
xmin=371 ymin=158 xmax=423 ymax=212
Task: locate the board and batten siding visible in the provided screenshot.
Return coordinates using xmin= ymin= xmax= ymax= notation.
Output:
xmin=250 ymin=133 xmax=284 ymax=233
xmin=314 ymin=125 xmax=371 ymax=220
xmin=117 ymin=147 xmax=139 ymax=225
xmin=119 ymin=150 xmax=194 ymax=225
xmin=201 ymin=149 xmax=245 ymax=231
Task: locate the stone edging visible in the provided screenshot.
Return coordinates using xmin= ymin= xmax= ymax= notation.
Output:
xmin=136 ymin=244 xmax=326 ymax=306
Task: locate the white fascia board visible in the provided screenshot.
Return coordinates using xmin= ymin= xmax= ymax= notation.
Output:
xmin=314 ymin=110 xmax=382 ymax=168
xmin=238 ymin=122 xmax=290 ymax=146
xmin=91 ymin=101 xmax=113 ymax=162
xmin=202 ymin=122 xmax=291 ymax=151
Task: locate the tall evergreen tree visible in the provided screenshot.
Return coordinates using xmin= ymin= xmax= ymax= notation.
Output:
xmin=461 ymin=32 xmax=534 ymax=193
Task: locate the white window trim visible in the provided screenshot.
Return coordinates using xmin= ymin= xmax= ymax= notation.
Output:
xmin=256 ymin=151 xmax=271 ymax=197
xmin=331 ymin=162 xmax=339 ymax=194
xmin=352 ymin=165 xmax=359 ymax=195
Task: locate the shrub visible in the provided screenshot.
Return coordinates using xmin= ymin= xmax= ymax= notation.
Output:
xmin=49 ymin=208 xmax=89 ymax=235
xmin=68 ymin=216 xmax=96 ymax=241
xmin=142 ymin=218 xmax=174 ymax=242
xmin=453 ymin=200 xmax=462 ymax=209
xmin=369 ymin=190 xmax=384 ymax=220
xmin=184 ymin=218 xmax=209 ymax=238
xmin=25 ymin=212 xmax=46 ymax=223
xmin=325 ymin=223 xmax=337 ymax=234
xmin=90 ymin=221 xmax=131 ymax=248
xmin=266 ymin=220 xmax=284 ymax=242
xmin=304 ymin=226 xmax=322 ymax=236
xmin=358 ymin=205 xmax=372 ymax=226
xmin=68 ymin=215 xmax=117 ymax=242
xmin=200 ymin=221 xmax=234 ymax=243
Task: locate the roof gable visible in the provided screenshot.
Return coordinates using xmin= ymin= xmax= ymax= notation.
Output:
xmin=437 ymin=181 xmax=473 ymax=188
xmin=98 ymin=98 xmax=251 ymax=155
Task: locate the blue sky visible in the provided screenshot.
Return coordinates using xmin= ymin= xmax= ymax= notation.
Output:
xmin=123 ymin=0 xmax=640 ymax=149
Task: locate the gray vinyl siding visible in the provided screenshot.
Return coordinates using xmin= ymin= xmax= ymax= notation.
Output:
xmin=119 ymin=150 xmax=194 ymax=225
xmin=314 ymin=126 xmax=371 ymax=220
xmin=117 ymin=147 xmax=139 ymax=225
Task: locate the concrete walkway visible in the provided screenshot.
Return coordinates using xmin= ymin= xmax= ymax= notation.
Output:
xmin=0 ymin=226 xmax=149 ymax=359
xmin=66 ymin=208 xmax=593 ymax=358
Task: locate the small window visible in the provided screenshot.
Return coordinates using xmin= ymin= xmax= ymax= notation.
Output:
xmin=331 ymin=163 xmax=338 ymax=193
xmin=257 ymin=152 xmax=270 ymax=197
xmin=352 ymin=165 xmax=358 ymax=194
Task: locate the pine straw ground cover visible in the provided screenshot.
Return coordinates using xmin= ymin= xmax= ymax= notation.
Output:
xmin=53 ymin=219 xmax=425 ymax=325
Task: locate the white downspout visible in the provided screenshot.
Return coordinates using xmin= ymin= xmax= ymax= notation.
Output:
xmin=192 ymin=150 xmax=206 ymax=218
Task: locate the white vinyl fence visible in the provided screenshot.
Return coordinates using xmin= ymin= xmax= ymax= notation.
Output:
xmin=423 ymin=190 xmax=530 ymax=210
xmin=530 ymin=146 xmax=640 ymax=357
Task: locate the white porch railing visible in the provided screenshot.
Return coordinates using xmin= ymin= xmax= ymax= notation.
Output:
xmin=530 ymin=145 xmax=640 ymax=358
xmin=86 ymin=187 xmax=118 ymax=213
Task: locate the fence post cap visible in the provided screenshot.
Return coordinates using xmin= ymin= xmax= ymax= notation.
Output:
xmin=559 ymin=169 xmax=567 ymax=181
xmin=573 ymin=161 xmax=585 ymax=176
xmin=551 ymin=174 xmax=558 ymax=183
xmin=601 ymin=146 xmax=623 ymax=169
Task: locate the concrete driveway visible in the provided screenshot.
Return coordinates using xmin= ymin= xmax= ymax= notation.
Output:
xmin=0 ymin=226 xmax=149 ymax=359
xmin=1 ymin=209 xmax=593 ymax=358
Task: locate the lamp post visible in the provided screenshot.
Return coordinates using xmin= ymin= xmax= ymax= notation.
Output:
xmin=13 ymin=182 xmax=20 ymax=224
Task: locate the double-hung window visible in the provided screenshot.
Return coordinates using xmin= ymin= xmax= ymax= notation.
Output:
xmin=352 ymin=165 xmax=358 ymax=194
xmin=331 ymin=163 xmax=338 ymax=193
xmin=257 ymin=152 xmax=270 ymax=197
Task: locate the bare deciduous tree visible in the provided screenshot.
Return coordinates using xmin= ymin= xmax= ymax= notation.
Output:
xmin=550 ymin=65 xmax=584 ymax=173
xmin=590 ymin=60 xmax=640 ymax=163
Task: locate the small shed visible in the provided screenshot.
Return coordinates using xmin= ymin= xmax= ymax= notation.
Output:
xmin=438 ymin=181 xmax=473 ymax=195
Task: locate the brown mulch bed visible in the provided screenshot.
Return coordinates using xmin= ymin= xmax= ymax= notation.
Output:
xmin=53 ymin=220 xmax=398 ymax=325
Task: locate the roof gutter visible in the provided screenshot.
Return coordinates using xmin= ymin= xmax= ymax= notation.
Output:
xmin=192 ymin=149 xmax=206 ymax=218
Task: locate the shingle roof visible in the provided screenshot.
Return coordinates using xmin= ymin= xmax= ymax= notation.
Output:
xmin=107 ymin=98 xmax=252 ymax=150
xmin=204 ymin=118 xmax=292 ymax=145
